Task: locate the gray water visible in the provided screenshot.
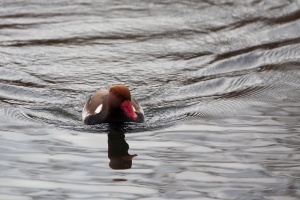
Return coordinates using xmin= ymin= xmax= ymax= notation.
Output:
xmin=1 ymin=0 xmax=300 ymax=199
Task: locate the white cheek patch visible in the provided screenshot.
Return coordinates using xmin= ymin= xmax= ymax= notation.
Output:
xmin=95 ymin=104 xmax=103 ymax=114
xmin=82 ymin=107 xmax=89 ymax=121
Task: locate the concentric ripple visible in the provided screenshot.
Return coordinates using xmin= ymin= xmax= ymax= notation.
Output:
xmin=0 ymin=1 xmax=300 ymax=199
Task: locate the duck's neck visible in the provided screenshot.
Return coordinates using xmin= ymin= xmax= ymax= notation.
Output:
xmin=108 ymin=106 xmax=123 ymax=116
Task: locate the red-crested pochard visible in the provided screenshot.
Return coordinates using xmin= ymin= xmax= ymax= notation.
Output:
xmin=82 ymin=85 xmax=144 ymax=125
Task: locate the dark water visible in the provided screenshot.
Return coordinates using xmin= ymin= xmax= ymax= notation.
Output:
xmin=1 ymin=0 xmax=300 ymax=199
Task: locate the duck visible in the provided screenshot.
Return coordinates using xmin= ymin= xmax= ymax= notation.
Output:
xmin=82 ymin=85 xmax=144 ymax=125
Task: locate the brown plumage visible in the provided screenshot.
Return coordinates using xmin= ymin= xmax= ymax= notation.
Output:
xmin=82 ymin=85 xmax=144 ymax=125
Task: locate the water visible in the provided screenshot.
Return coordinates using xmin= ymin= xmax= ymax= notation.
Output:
xmin=0 ymin=0 xmax=300 ymax=199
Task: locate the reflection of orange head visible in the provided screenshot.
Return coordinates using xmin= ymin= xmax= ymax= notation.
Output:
xmin=109 ymin=154 xmax=138 ymax=170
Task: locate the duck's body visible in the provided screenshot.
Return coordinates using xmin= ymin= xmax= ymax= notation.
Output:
xmin=82 ymin=85 xmax=144 ymax=125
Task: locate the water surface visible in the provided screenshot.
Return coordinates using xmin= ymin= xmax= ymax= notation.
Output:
xmin=0 ymin=0 xmax=300 ymax=199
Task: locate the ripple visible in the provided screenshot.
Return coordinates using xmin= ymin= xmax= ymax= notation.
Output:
xmin=0 ymin=106 xmax=33 ymax=124
xmin=1 ymin=0 xmax=300 ymax=199
xmin=0 ymin=68 xmax=44 ymax=86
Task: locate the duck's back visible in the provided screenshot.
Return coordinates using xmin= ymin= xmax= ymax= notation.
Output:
xmin=82 ymin=88 xmax=109 ymax=125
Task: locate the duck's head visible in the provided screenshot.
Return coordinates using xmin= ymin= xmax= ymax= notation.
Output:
xmin=108 ymin=85 xmax=137 ymax=120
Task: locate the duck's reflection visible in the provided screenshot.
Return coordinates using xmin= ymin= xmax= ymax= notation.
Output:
xmin=107 ymin=129 xmax=137 ymax=170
